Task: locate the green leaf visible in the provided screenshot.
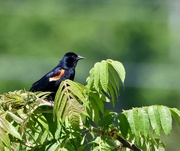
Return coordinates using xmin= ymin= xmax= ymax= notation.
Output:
xmin=54 ymin=80 xmax=89 ymax=121
xmin=0 ymin=140 xmax=5 ymax=151
xmin=152 ymin=137 xmax=165 ymax=151
xmin=53 ymin=83 xmax=67 ymax=121
xmin=87 ymin=93 xmax=103 ymax=125
xmin=55 ymin=91 xmax=68 ymax=120
xmin=86 ymin=68 xmax=94 ymax=89
xmin=39 ymin=129 xmax=49 ymax=145
xmin=36 ymin=115 xmax=49 ymax=132
xmin=90 ymin=98 xmax=100 ymax=124
xmin=65 ymin=98 xmax=85 ymax=129
xmin=100 ymin=111 xmax=117 ymax=129
xmin=158 ymin=106 xmax=172 ymax=136
xmin=66 ymin=80 xmax=89 ymax=105
xmin=0 ymin=117 xmax=22 ymax=140
xmin=107 ymin=80 xmax=115 ymax=105
xmin=148 ymin=106 xmax=162 ymax=136
xmin=55 ymin=120 xmax=62 ymax=140
xmin=138 ymin=108 xmax=150 ymax=137
xmin=91 ymin=92 xmax=104 ymax=113
xmin=118 ymin=113 xmax=130 ymax=138
xmin=125 ymin=109 xmax=139 ymax=136
xmin=93 ymin=62 xmax=101 ymax=92
xmin=7 ymin=111 xmax=23 ymax=124
xmin=169 ymin=107 xmax=180 ymax=116
xmin=86 ymin=59 xmax=125 ymax=106
xmin=35 ymin=91 xmax=52 ymax=99
xmin=108 ymin=64 xmax=120 ymax=96
xmin=17 ymin=108 xmax=28 ymax=120
xmin=107 ymin=59 xmax=126 ymax=84
xmin=0 ymin=127 xmax=10 ymax=149
xmin=123 ymin=108 xmax=141 ymax=145
xmin=99 ymin=60 xmax=108 ymax=92
xmin=169 ymin=108 xmax=180 ymax=128
xmin=53 ymin=81 xmax=64 ymax=117
xmin=46 ymin=141 xmax=60 ymax=151
xmin=54 ymin=80 xmax=89 ymax=129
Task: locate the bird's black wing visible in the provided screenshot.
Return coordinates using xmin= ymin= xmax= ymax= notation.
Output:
xmin=30 ymin=66 xmax=65 ymax=92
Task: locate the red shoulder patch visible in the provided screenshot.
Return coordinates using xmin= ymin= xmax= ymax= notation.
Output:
xmin=49 ymin=69 xmax=65 ymax=82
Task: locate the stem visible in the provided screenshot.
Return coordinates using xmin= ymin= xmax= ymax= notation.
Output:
xmin=109 ymin=130 xmax=142 ymax=151
xmin=83 ymin=126 xmax=142 ymax=151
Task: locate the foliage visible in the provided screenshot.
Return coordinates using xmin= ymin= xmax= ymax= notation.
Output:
xmin=0 ymin=59 xmax=179 ymax=151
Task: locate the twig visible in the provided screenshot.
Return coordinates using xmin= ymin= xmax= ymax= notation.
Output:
xmin=108 ymin=129 xmax=142 ymax=151
xmin=82 ymin=126 xmax=142 ymax=151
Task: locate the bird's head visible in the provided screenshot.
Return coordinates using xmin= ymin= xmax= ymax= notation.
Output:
xmin=60 ymin=52 xmax=84 ymax=68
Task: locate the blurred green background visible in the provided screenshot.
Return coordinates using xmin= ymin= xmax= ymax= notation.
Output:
xmin=0 ymin=0 xmax=179 ymax=150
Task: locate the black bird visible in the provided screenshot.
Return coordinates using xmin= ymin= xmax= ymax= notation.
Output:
xmin=30 ymin=52 xmax=84 ymax=98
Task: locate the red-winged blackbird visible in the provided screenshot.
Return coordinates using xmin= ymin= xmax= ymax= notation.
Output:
xmin=30 ymin=52 xmax=84 ymax=98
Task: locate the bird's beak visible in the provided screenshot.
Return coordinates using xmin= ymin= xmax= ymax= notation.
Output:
xmin=77 ymin=55 xmax=85 ymax=60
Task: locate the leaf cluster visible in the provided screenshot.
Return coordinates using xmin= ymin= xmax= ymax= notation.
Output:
xmin=0 ymin=59 xmax=179 ymax=151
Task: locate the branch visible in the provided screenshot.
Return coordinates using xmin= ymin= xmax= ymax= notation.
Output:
xmin=108 ymin=129 xmax=142 ymax=151
xmin=82 ymin=127 xmax=142 ymax=151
